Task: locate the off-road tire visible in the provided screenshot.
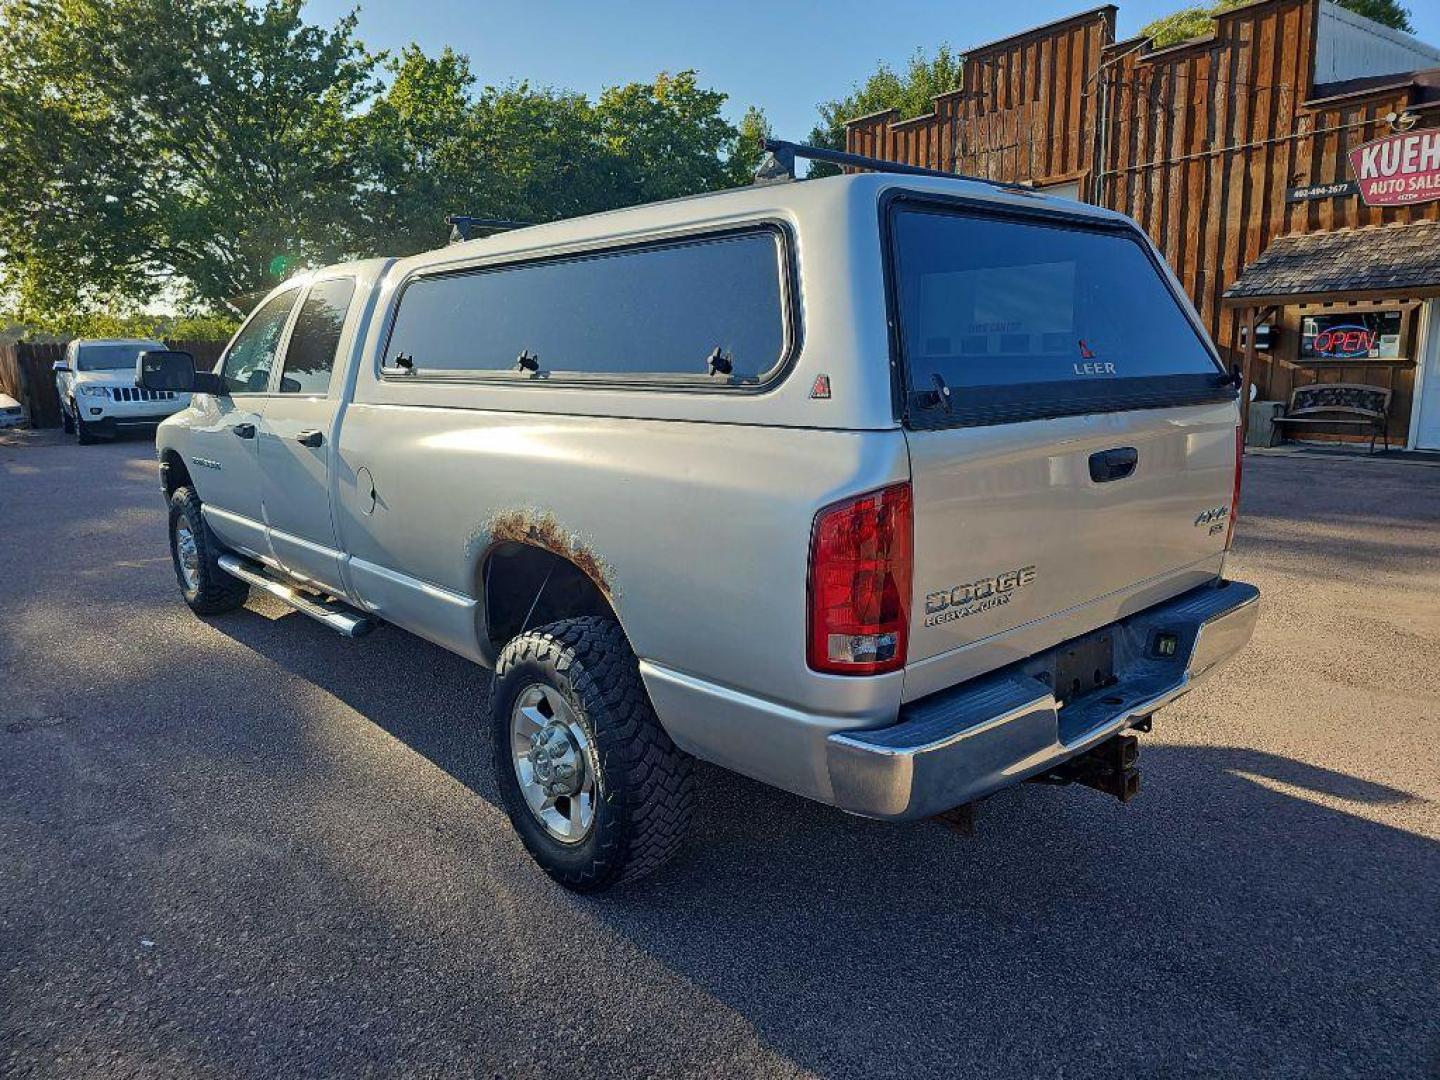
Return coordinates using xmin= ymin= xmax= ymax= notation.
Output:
xmin=492 ymin=616 xmax=695 ymax=891
xmin=168 ymin=486 xmax=249 ymax=615
xmin=61 ymin=403 xmax=75 ymax=434
xmin=72 ymin=400 xmax=95 ymax=444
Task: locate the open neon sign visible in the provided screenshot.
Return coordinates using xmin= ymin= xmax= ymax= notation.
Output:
xmin=1310 ymin=324 xmax=1376 ymax=358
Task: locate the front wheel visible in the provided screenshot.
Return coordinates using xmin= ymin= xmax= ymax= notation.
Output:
xmin=71 ymin=401 xmax=95 ymax=444
xmin=492 ymin=616 xmax=695 ymax=891
xmin=168 ymin=486 xmax=249 ymax=614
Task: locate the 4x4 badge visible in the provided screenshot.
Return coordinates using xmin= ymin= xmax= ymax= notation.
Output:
xmin=1194 ymin=505 xmax=1230 ymax=535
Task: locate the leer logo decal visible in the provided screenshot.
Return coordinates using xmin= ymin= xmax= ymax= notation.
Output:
xmin=925 ymin=565 xmax=1037 ymax=627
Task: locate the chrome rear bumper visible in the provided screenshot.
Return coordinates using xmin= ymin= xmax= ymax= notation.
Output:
xmin=827 ymin=580 xmax=1259 ymax=820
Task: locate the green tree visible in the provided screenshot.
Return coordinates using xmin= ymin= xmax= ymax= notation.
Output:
xmin=355 ymin=63 xmax=761 ymax=252
xmin=0 ymin=0 xmax=378 ymax=321
xmin=1142 ymin=0 xmax=1411 ymax=48
xmin=807 ymin=46 xmax=963 ymax=177
xmin=727 ymin=105 xmax=772 ymax=186
xmin=594 ymin=70 xmax=742 ymax=203
xmin=1 ymin=2 xmax=768 ymax=319
xmin=1332 ymin=0 xmax=1412 ymax=32
xmin=352 ymin=45 xmax=491 ymax=255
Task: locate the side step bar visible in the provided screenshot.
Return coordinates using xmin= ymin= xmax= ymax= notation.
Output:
xmin=217 ymin=553 xmax=375 ymax=639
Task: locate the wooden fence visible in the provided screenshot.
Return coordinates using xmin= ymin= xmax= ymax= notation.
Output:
xmin=0 ymin=339 xmax=226 ymax=428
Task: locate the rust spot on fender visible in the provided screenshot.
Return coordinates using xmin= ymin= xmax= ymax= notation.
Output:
xmin=482 ymin=509 xmax=616 ymax=598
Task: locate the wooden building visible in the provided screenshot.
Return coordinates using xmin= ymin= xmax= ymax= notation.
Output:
xmin=846 ymin=0 xmax=1440 ymax=450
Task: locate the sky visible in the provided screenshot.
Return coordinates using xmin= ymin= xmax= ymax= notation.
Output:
xmin=302 ymin=0 xmax=1440 ymax=140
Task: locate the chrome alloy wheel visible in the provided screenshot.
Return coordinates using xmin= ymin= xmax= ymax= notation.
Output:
xmin=509 ymin=684 xmax=597 ymax=844
xmin=174 ymin=518 xmax=200 ymax=592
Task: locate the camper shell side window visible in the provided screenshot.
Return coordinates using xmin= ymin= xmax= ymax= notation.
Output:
xmin=380 ymin=224 xmax=798 ymax=392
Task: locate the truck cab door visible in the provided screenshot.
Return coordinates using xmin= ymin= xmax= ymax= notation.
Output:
xmin=256 ymin=276 xmax=359 ymax=596
xmin=189 ymin=288 xmax=301 ymax=557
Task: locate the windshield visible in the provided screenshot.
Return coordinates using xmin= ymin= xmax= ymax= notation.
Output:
xmin=890 ymin=204 xmax=1225 ymax=426
xmin=76 ymin=344 xmax=159 ymax=371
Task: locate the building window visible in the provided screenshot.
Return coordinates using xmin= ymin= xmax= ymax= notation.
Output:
xmin=1300 ymin=311 xmax=1402 ymax=360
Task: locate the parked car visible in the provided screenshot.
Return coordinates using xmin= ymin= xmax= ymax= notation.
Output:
xmin=54 ymin=338 xmax=189 ymax=443
xmin=0 ymin=392 xmax=23 ymax=429
xmin=140 ymin=161 xmax=1258 ymax=891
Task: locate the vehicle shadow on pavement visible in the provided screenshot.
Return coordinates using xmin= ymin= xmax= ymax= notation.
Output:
xmin=211 ymin=604 xmax=1440 ymax=1079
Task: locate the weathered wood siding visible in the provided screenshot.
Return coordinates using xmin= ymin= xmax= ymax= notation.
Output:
xmin=848 ymin=6 xmax=1115 ymax=185
xmin=846 ymin=0 xmax=1440 ymax=438
xmin=1097 ymin=0 xmax=1440 ymax=363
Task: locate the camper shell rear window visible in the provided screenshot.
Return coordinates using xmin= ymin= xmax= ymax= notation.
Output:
xmin=886 ymin=195 xmax=1232 ymax=428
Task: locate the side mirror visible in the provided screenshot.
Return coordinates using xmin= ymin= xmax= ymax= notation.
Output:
xmin=137 ymin=350 xmax=223 ymax=395
xmin=52 ymin=360 xmax=69 ymax=373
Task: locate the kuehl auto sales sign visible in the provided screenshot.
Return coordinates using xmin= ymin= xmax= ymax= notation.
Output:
xmin=1348 ymin=129 xmax=1440 ymax=207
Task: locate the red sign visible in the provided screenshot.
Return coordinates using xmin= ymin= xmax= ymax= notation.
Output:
xmin=1348 ymin=129 xmax=1440 ymax=207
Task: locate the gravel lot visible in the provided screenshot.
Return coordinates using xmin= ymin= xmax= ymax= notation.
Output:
xmin=2 ymin=434 xmax=1437 ymax=1079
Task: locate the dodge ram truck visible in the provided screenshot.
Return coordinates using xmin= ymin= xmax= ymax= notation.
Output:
xmin=140 ymin=152 xmax=1259 ymax=891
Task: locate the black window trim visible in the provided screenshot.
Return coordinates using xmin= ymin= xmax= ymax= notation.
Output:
xmin=879 ymin=189 xmax=1236 ymax=430
xmin=376 ymin=220 xmax=802 ymax=395
xmin=273 ymin=273 xmax=360 ymax=398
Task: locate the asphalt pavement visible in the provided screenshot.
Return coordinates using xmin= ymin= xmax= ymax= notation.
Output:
xmin=2 ymin=432 xmax=1437 ymax=1079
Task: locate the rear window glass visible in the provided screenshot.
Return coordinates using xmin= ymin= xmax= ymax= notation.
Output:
xmin=385 ymin=230 xmax=787 ymax=383
xmin=891 ymin=206 xmax=1223 ymax=423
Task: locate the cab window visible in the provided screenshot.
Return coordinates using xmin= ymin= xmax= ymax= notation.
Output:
xmin=277 ymin=278 xmax=356 ymax=395
xmin=220 ymin=290 xmax=299 ymax=395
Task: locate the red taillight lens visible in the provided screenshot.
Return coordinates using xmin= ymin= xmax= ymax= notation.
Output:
xmin=807 ymin=482 xmax=913 ymax=675
xmin=1225 ymin=424 xmax=1243 ymax=550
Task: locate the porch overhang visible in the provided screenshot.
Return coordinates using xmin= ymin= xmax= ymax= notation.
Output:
xmin=1222 ymin=220 xmax=1440 ymax=308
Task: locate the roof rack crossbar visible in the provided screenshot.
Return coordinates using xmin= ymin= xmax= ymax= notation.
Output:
xmin=755 ymin=138 xmax=1030 ymax=192
xmin=445 ymin=215 xmax=532 ymax=244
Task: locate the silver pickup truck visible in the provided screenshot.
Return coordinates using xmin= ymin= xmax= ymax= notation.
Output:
xmin=141 ymin=161 xmax=1258 ymax=891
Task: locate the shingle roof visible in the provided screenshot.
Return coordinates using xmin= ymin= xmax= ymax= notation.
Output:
xmin=1223 ymin=220 xmax=1440 ymax=301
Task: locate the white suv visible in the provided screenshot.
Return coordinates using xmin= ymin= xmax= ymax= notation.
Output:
xmin=54 ymin=338 xmax=189 ymax=443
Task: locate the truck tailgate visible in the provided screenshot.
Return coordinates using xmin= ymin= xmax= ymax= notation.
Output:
xmin=905 ymin=401 xmax=1237 ymax=678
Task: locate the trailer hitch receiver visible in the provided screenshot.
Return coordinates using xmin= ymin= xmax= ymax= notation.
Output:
xmin=1029 ymin=733 xmax=1141 ymax=803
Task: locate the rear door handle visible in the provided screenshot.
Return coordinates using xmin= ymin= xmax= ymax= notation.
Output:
xmin=1089 ymin=446 xmax=1138 ymax=483
xmin=232 ymin=422 xmax=256 ymax=439
xmin=296 ymin=429 xmax=323 ymax=448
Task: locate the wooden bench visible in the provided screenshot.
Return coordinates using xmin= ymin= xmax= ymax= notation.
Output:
xmin=1270 ymin=383 xmax=1391 ymax=454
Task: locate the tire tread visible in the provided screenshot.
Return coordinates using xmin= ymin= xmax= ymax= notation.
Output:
xmin=494 ymin=616 xmax=695 ymax=890
xmin=170 ymin=486 xmax=249 ymax=615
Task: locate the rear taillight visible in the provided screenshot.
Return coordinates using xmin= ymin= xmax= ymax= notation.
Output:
xmin=1225 ymin=424 xmax=1243 ymax=550
xmin=807 ymin=482 xmax=913 ymax=675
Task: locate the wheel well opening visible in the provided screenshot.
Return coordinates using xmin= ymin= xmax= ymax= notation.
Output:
xmin=483 ymin=542 xmax=616 ymax=651
xmin=160 ymin=449 xmax=191 ymax=496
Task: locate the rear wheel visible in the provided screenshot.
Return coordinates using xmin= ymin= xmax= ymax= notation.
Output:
xmin=168 ymin=486 xmax=248 ymax=614
xmin=492 ymin=616 xmax=695 ymax=891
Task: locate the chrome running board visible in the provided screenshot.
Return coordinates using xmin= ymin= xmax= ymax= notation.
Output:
xmin=217 ymin=553 xmax=375 ymax=639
